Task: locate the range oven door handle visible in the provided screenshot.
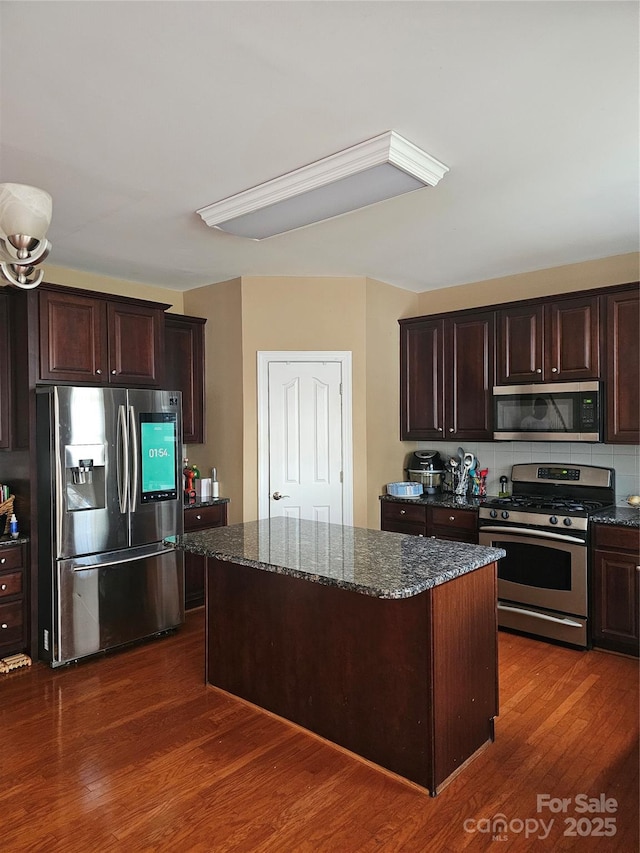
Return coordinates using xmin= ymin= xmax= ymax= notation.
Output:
xmin=479 ymin=525 xmax=585 ymax=544
xmin=497 ymin=602 xmax=584 ymax=629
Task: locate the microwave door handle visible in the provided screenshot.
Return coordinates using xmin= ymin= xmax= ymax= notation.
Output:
xmin=497 ymin=603 xmax=583 ymax=629
xmin=128 ymin=405 xmax=138 ymax=513
xmin=117 ymin=404 xmax=129 ymax=514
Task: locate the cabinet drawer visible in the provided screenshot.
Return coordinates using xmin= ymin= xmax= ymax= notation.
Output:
xmin=593 ymin=524 xmax=639 ymax=552
xmin=381 ymin=502 xmax=427 ymax=525
xmin=429 ymin=507 xmax=477 ymax=532
xmin=0 ymin=571 xmax=22 ymax=599
xmin=0 ymin=547 xmax=23 ymax=572
xmin=0 ymin=600 xmax=24 ymax=645
xmin=184 ymin=503 xmax=227 ymax=531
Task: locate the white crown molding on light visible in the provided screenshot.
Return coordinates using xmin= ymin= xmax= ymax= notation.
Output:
xmin=196 ymin=131 xmax=449 ymax=230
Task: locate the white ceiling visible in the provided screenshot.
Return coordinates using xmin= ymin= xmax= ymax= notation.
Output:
xmin=1 ymin=1 xmax=638 ymax=294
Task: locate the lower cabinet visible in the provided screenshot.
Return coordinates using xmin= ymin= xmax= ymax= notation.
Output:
xmin=380 ymin=501 xmax=478 ymax=544
xmin=592 ymin=524 xmax=639 ymax=657
xmin=0 ymin=543 xmax=27 ymax=658
xmin=184 ymin=503 xmax=228 ymax=609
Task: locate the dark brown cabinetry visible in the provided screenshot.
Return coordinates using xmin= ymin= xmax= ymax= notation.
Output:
xmin=39 ymin=287 xmax=167 ymax=386
xmin=428 ymin=506 xmax=478 ymax=544
xmin=605 ymin=288 xmax=639 ymax=444
xmin=380 ymin=501 xmax=478 ymax=544
xmin=0 ymin=543 xmax=27 ymax=657
xmin=0 ymin=292 xmax=10 ymax=449
xmin=592 ymin=524 xmax=639 ymax=657
xmin=184 ymin=502 xmax=228 ymax=609
xmin=496 ymin=294 xmax=600 ymax=384
xmin=165 ymin=314 xmax=206 ymax=444
xmin=400 ymin=311 xmax=494 ymax=441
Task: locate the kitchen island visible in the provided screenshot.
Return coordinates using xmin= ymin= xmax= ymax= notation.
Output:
xmin=173 ymin=517 xmax=505 ymax=794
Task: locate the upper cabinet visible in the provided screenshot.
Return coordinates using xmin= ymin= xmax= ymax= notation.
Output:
xmin=164 ymin=314 xmax=206 ymax=444
xmin=496 ymin=294 xmax=600 ymax=385
xmin=39 ymin=287 xmax=167 ymax=386
xmin=605 ymin=287 xmax=639 ymax=444
xmin=400 ymin=311 xmax=494 ymax=441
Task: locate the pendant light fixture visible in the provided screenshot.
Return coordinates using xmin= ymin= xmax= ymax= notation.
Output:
xmin=0 ymin=183 xmax=53 ymax=289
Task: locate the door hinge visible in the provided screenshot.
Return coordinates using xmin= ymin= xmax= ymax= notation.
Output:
xmin=339 ymin=383 xmax=343 ymax=396
xmin=340 ymin=471 xmax=343 ymax=483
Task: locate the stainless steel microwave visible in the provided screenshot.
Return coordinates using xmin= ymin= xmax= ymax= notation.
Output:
xmin=493 ymin=381 xmax=602 ymax=441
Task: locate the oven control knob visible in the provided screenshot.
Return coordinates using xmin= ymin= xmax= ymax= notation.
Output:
xmin=549 ymin=515 xmax=558 ymax=525
xmin=490 ymin=509 xmax=498 ymax=519
xmin=563 ymin=517 xmax=572 ymax=527
xmin=501 ymin=511 xmax=509 ymax=519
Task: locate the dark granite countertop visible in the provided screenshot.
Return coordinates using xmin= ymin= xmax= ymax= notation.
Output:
xmin=589 ymin=506 xmax=640 ymax=528
xmin=171 ymin=517 xmax=505 ymax=600
xmin=184 ymin=497 xmax=230 ymax=510
xmin=380 ymin=493 xmax=487 ymax=510
xmin=0 ymin=534 xmax=29 ymax=548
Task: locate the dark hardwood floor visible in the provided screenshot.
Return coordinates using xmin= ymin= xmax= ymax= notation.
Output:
xmin=2 ymin=610 xmax=638 ymax=852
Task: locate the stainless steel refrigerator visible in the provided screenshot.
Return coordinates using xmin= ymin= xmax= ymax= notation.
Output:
xmin=36 ymin=385 xmax=184 ymax=667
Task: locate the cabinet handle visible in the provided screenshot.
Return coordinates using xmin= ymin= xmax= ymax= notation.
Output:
xmin=196 ymin=515 xmax=202 ymax=521
xmin=400 ymin=509 xmax=406 ymax=515
xmin=96 ymin=369 xmax=102 ymax=375
xmin=437 ymin=427 xmax=443 ymax=432
xmin=0 ymin=558 xmax=5 ymax=565
xmin=449 ymin=515 xmax=455 ymax=521
xmin=1 ymin=584 xmax=6 ymax=591
xmin=551 ymin=367 xmax=558 ymax=373
xmin=1 ymin=624 xmax=7 ymax=630
xmin=448 ymin=428 xmax=454 ymax=433
xmin=111 ymin=370 xmax=117 ymax=375
xmin=536 ymin=368 xmax=542 ymax=373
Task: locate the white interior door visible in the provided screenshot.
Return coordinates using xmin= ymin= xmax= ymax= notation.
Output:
xmin=258 ymin=352 xmax=353 ymax=525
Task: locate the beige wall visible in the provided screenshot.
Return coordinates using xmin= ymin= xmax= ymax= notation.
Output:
xmin=42 ymin=263 xmax=185 ymax=312
xmin=183 ymin=279 xmax=244 ymax=523
xmin=365 ymin=278 xmax=421 ymax=528
xmin=30 ymin=252 xmax=638 ymax=528
xmin=240 ymin=276 xmax=369 ymax=525
xmin=412 ymin=252 xmax=639 ymax=316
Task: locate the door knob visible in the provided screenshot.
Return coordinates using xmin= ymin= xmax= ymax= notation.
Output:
xmin=272 ymin=491 xmax=290 ymax=501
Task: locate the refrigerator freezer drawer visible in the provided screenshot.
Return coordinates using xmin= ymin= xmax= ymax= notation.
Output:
xmin=49 ymin=547 xmax=184 ymax=667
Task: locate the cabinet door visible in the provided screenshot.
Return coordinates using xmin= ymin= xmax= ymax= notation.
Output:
xmin=0 ymin=293 xmax=10 ymax=448
xmin=165 ymin=315 xmax=206 ymax=444
xmin=546 ymin=295 xmax=600 ymax=381
xmin=107 ymin=301 xmax=164 ymax=386
xmin=496 ymin=304 xmax=544 ymax=384
xmin=380 ymin=501 xmax=428 ymax=536
xmin=605 ymin=288 xmax=639 ymax=443
xmin=400 ymin=320 xmax=444 ymax=440
xmin=445 ymin=312 xmax=494 ymax=440
xmin=427 ymin=506 xmax=478 ymax=544
xmin=592 ymin=548 xmax=639 ymax=656
xmin=39 ymin=290 xmax=108 ymax=383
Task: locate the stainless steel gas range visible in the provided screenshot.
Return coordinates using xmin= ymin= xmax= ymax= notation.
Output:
xmin=478 ymin=463 xmax=615 ymax=649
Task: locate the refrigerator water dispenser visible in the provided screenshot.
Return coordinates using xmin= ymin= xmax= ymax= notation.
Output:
xmin=65 ymin=444 xmax=106 ymax=511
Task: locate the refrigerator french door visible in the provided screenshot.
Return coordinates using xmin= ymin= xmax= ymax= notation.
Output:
xmin=36 ymin=386 xmax=184 ymax=667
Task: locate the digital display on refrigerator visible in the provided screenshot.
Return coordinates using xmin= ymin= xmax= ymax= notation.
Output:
xmin=139 ymin=413 xmax=177 ymax=501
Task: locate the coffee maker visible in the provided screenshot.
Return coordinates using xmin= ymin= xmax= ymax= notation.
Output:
xmin=406 ymin=450 xmax=445 ymax=494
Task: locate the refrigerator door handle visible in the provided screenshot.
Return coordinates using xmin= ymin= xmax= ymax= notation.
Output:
xmin=117 ymin=404 xmax=129 ymax=514
xmin=64 ymin=542 xmax=177 ymax=572
xmin=128 ymin=405 xmax=139 ymax=513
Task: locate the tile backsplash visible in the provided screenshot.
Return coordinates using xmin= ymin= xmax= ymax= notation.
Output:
xmin=412 ymin=442 xmax=640 ymax=505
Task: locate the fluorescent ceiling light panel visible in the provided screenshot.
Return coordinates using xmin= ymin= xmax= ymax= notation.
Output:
xmin=196 ymin=131 xmax=449 ymax=240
